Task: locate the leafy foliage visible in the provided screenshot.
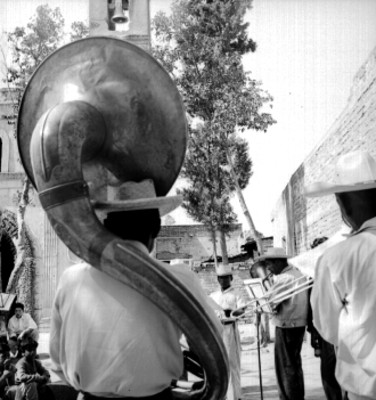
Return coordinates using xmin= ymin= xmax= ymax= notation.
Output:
xmin=178 ymin=123 xmax=241 ymax=234
xmin=7 ymin=5 xmax=64 ymax=90
xmin=4 ymin=5 xmax=89 ymax=127
xmin=152 ymin=0 xmax=275 ymax=246
xmin=180 ymin=123 xmax=252 ymax=230
xmin=70 ymin=21 xmax=90 ymax=42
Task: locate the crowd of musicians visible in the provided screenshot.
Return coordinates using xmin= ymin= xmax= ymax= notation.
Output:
xmin=210 ymin=150 xmax=376 ymax=400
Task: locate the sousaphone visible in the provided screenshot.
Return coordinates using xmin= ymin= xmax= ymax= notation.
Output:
xmin=17 ymin=37 xmax=228 ymax=400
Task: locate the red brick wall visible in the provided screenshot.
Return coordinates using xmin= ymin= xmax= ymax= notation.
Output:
xmin=272 ymin=47 xmax=376 ymax=255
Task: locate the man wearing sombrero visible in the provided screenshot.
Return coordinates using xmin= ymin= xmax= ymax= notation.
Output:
xmin=257 ymin=247 xmax=309 ymax=400
xmin=210 ymin=264 xmax=246 ymax=400
xmin=305 ymin=150 xmax=376 ymax=400
xmin=49 ymin=179 xmax=221 ymax=400
xmin=18 ymin=35 xmax=228 ymax=399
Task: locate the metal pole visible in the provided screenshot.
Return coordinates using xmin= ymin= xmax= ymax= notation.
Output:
xmin=256 ymin=311 xmax=264 ymax=400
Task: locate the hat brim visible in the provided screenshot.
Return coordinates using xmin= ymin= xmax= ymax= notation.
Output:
xmin=256 ymin=254 xmax=290 ymax=261
xmin=216 ymin=272 xmax=233 ymax=277
xmin=305 ymin=181 xmax=376 ymax=197
xmin=92 ymin=195 xmax=182 ymax=217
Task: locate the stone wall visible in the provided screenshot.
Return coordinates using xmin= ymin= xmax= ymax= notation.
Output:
xmin=196 ymin=267 xmax=251 ymax=301
xmin=272 ymin=46 xmax=376 ymax=255
xmin=156 ymin=224 xmax=244 ymax=262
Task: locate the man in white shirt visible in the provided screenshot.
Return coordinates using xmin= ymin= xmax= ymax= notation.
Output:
xmin=210 ymin=263 xmax=246 ymax=400
xmin=306 ymin=150 xmax=376 ymax=400
xmin=50 ymin=180 xmax=221 ymax=400
xmin=7 ymin=303 xmax=38 ymax=342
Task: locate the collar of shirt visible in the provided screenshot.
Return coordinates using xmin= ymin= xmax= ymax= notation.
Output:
xmin=280 ymin=264 xmax=293 ymax=274
xmin=351 ymin=216 xmax=376 ymax=236
xmin=221 ymin=286 xmax=234 ymax=294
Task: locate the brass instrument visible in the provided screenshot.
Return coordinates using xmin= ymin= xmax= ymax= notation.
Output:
xmin=17 ymin=37 xmax=228 ymax=400
xmin=232 ymin=275 xmax=314 ymax=319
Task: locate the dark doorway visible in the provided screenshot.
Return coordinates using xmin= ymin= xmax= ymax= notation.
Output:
xmin=0 ymin=231 xmax=16 ymax=292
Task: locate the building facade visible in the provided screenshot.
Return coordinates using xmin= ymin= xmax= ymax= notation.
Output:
xmin=272 ymin=46 xmax=376 ymax=256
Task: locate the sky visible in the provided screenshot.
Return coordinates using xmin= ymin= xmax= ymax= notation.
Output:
xmin=151 ymin=0 xmax=376 ymax=236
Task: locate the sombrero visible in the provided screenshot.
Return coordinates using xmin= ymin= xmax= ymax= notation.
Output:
xmin=305 ymin=151 xmax=376 ymax=197
xmin=256 ymin=247 xmax=290 ymax=261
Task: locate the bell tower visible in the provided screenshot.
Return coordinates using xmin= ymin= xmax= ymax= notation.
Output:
xmin=89 ymin=0 xmax=150 ymax=51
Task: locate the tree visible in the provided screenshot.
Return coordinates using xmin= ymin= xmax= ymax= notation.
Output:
xmin=152 ymin=0 xmax=275 ymax=256
xmin=70 ymin=21 xmax=90 ymax=42
xmin=178 ymin=123 xmax=251 ymax=265
xmin=3 ymin=5 xmax=88 ymax=305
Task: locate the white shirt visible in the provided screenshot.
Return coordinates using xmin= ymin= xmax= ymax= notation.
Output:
xmin=210 ymin=285 xmax=245 ymax=400
xmin=210 ymin=286 xmax=246 ymax=313
xmin=311 ymin=217 xmax=376 ymax=399
xmin=50 ymin=241 xmax=220 ymax=398
xmin=8 ymin=313 xmax=37 ymax=337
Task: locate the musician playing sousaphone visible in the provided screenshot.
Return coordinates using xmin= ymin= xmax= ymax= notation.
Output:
xmin=256 ymin=247 xmax=309 ymax=400
xmin=16 ymin=37 xmax=229 ymax=400
xmin=50 ymin=179 xmax=224 ymax=400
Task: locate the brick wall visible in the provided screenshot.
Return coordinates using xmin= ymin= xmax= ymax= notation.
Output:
xmin=156 ymin=224 xmax=243 ymax=261
xmin=196 ymin=267 xmax=252 ymax=303
xmin=272 ymin=46 xmax=376 ymax=255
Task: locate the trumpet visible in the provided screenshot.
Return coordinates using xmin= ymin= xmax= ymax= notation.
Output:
xmin=232 ymin=275 xmax=314 ymax=319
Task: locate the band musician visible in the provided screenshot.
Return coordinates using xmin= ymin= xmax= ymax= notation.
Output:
xmin=306 ymin=150 xmax=376 ymax=400
xmin=257 ymin=247 xmax=309 ymax=400
xmin=210 ymin=264 xmax=246 ymax=400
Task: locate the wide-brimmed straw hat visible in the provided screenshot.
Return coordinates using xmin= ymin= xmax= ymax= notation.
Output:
xmin=256 ymin=247 xmax=290 ymax=261
xmin=92 ymin=179 xmax=182 ymax=216
xmin=305 ymin=151 xmax=376 ymax=197
xmin=216 ymin=263 xmax=233 ymax=277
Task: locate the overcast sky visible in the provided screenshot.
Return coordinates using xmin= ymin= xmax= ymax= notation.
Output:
xmin=152 ymin=0 xmax=376 ymax=236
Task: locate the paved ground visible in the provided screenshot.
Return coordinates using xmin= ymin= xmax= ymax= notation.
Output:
xmin=38 ymin=326 xmax=326 ymax=400
xmin=240 ymin=341 xmax=325 ymax=400
xmin=239 ymin=324 xmax=326 ymax=400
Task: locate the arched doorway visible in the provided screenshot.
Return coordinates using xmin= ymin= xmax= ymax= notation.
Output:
xmin=0 ymin=231 xmax=16 ymax=291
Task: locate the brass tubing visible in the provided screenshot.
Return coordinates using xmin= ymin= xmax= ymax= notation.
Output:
xmin=232 ymin=277 xmax=313 ymax=318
